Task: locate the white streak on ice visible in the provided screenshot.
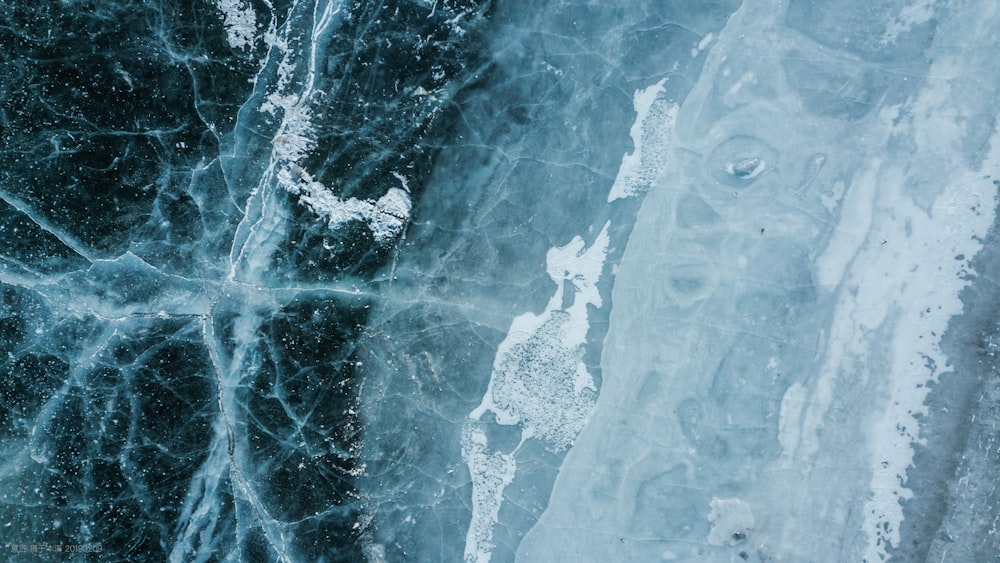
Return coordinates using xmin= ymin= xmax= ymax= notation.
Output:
xmin=777 ymin=381 xmax=806 ymax=457
xmin=460 ymin=427 xmax=516 ymax=563
xmin=881 ymin=0 xmax=936 ymax=46
xmin=258 ymin=1 xmax=409 ymax=245
xmin=608 ymin=79 xmax=677 ymax=202
xmin=463 ymin=222 xmax=610 ymax=562
xmin=857 ymin=60 xmax=1000 ymax=563
xmin=282 ymin=167 xmax=411 ymax=244
xmin=691 ymin=33 xmax=715 ymax=58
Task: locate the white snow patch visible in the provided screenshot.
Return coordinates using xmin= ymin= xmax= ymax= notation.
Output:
xmin=216 ymin=0 xmax=258 ymax=51
xmin=881 ymin=0 xmax=936 ymax=46
xmin=777 ymin=382 xmax=806 ymax=458
xmin=461 ymin=426 xmax=516 ymax=563
xmin=281 ymin=167 xmax=411 ymax=245
xmin=468 ymin=222 xmax=610 ymax=445
xmin=260 ymin=2 xmax=407 ymax=245
xmin=463 ymin=222 xmax=612 ymax=562
xmin=707 ymin=497 xmax=754 ymax=546
xmin=608 ymin=79 xmax=677 ymax=202
xmin=856 ymin=175 xmax=991 ymax=562
xmin=691 ymin=32 xmax=715 ymax=57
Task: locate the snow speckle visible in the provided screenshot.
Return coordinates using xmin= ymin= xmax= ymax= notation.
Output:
xmin=216 ymin=0 xmax=258 ymax=51
xmin=608 ymin=79 xmax=677 ymax=202
xmin=281 ymin=167 xmax=411 ymax=245
xmin=461 ymin=426 xmax=517 ymax=563
xmin=462 ymin=222 xmax=612 ymax=562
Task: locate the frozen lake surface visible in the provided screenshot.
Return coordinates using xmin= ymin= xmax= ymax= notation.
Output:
xmin=1 ymin=0 xmax=998 ymax=561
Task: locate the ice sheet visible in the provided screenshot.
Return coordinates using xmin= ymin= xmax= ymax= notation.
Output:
xmin=5 ymin=0 xmax=1000 ymax=560
xmin=519 ymin=1 xmax=1000 ymax=561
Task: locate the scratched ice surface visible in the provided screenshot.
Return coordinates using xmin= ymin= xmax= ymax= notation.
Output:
xmin=1 ymin=0 xmax=999 ymax=562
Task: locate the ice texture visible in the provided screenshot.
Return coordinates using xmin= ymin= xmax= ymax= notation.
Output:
xmin=0 ymin=0 xmax=484 ymax=560
xmin=707 ymin=497 xmax=755 ymax=547
xmin=216 ymin=0 xmax=260 ymax=51
xmin=462 ymin=223 xmax=609 ymax=561
xmin=519 ymin=1 xmax=1000 ymax=562
xmin=607 ymin=80 xmax=677 ymax=202
xmin=2 ymin=0 xmax=1000 ymax=561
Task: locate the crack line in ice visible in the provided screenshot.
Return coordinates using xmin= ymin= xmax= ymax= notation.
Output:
xmin=0 ymin=188 xmax=98 ymax=263
xmin=183 ymin=1 xmax=355 ymax=559
xmin=856 ymin=62 xmax=1000 ymax=563
xmin=259 ymin=0 xmax=410 ymax=246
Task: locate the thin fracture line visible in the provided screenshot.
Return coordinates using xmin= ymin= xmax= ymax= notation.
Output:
xmin=0 ymin=188 xmax=98 ymax=263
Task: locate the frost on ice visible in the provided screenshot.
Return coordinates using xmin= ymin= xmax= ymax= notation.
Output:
xmin=462 ymin=222 xmax=611 ymax=562
xmin=216 ymin=0 xmax=258 ymax=51
xmin=608 ymin=79 xmax=677 ymax=202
